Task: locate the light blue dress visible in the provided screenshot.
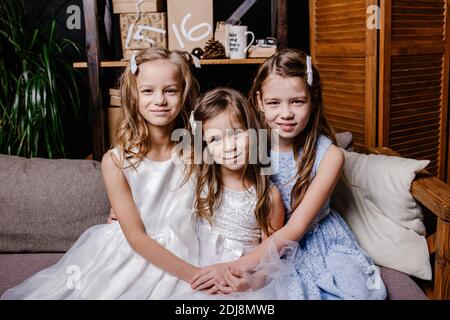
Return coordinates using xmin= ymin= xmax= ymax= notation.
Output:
xmin=270 ymin=135 xmax=387 ymax=300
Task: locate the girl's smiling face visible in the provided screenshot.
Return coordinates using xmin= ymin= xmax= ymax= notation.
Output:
xmin=202 ymin=110 xmax=248 ymax=171
xmin=136 ymin=60 xmax=183 ymax=128
xmin=257 ymin=74 xmax=311 ymax=149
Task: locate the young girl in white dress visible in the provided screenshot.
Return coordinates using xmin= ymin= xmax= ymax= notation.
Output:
xmin=190 ymin=88 xmax=285 ymax=295
xmin=1 ymin=47 xmax=202 ymax=300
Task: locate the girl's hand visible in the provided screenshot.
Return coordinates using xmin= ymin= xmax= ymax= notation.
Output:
xmin=190 ymin=262 xmax=231 ymax=290
xmin=222 ymin=267 xmax=250 ymax=292
xmin=184 ymin=265 xmax=202 ymax=284
xmin=220 ymin=266 xmax=268 ymax=293
xmin=107 ymin=208 xmax=118 ymax=224
xmin=204 ymin=284 xmax=228 ymax=295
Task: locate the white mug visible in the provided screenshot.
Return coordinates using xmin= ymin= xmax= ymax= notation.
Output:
xmin=227 ymin=25 xmax=255 ymax=59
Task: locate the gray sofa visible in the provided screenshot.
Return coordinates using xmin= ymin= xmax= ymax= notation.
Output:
xmin=0 ymin=153 xmax=428 ymax=299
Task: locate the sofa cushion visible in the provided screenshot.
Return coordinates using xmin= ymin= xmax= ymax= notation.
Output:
xmin=331 ymin=150 xmax=432 ymax=280
xmin=0 ymin=154 xmax=110 ymax=253
xmin=379 ymin=267 xmax=428 ymax=300
xmin=0 ymin=253 xmax=64 ymax=296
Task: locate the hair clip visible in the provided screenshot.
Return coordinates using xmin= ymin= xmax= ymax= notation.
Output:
xmin=306 ymin=55 xmax=313 ymax=86
xmin=189 ymin=111 xmax=197 ymax=135
xmin=190 ymin=53 xmax=201 ymax=69
xmin=130 ymin=53 xmax=138 ymax=74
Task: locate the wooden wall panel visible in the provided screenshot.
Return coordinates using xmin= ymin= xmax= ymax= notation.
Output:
xmin=379 ymin=0 xmax=449 ymax=179
xmin=310 ymin=0 xmax=378 ymax=151
xmin=316 ymin=57 xmax=367 ymax=148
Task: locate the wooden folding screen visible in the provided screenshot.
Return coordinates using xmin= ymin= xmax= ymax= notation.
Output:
xmin=310 ymin=0 xmax=378 ymax=151
xmin=310 ymin=0 xmax=449 ymax=180
xmin=379 ymin=0 xmax=449 ymax=179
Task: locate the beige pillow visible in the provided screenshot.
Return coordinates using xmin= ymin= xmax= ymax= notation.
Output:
xmin=331 ymin=149 xmax=432 ymax=280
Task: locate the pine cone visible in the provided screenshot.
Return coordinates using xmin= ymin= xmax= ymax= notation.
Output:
xmin=203 ymin=38 xmax=226 ymax=59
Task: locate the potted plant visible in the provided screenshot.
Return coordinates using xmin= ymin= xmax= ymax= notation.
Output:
xmin=0 ymin=0 xmax=84 ymax=158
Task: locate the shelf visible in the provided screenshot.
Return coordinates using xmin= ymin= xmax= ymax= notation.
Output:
xmin=73 ymin=58 xmax=266 ymax=68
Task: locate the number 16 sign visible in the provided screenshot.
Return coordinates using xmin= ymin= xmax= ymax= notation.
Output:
xmin=167 ymin=0 xmax=213 ymax=52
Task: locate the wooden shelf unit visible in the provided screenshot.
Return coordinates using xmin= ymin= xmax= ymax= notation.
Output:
xmin=82 ymin=0 xmax=287 ymax=160
xmin=73 ymin=58 xmax=266 ymax=68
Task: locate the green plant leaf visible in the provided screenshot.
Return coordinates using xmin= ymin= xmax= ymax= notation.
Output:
xmin=1 ymin=0 xmax=84 ymax=158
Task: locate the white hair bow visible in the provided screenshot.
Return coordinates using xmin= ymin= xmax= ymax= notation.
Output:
xmin=306 ymin=55 xmax=313 ymax=86
xmin=130 ymin=53 xmax=138 ymax=74
xmin=189 ymin=111 xmax=197 ymax=135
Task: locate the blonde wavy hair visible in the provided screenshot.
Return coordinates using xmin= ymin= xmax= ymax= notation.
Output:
xmin=114 ymin=47 xmax=199 ymax=175
xmin=249 ymin=48 xmax=336 ymax=212
xmin=193 ymin=88 xmax=274 ymax=236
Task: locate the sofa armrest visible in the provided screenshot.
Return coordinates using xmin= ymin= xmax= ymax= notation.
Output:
xmin=368 ymin=147 xmax=450 ymax=300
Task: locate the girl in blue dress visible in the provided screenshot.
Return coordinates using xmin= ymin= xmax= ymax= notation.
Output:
xmin=191 ymin=48 xmax=387 ymax=300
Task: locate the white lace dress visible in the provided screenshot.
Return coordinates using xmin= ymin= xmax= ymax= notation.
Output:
xmin=196 ymin=186 xmax=261 ymax=267
xmin=190 ymin=185 xmax=297 ymax=300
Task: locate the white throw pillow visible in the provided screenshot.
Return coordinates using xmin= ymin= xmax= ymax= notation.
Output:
xmin=331 ymin=149 xmax=432 ymax=280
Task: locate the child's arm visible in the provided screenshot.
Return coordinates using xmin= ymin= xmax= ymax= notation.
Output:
xmin=235 ymin=145 xmax=344 ymax=268
xmin=191 ymin=145 xmax=344 ymax=288
xmin=262 ymin=185 xmax=285 ymax=240
xmin=107 ymin=208 xmax=117 ymax=223
xmin=102 ymin=151 xmax=200 ymax=283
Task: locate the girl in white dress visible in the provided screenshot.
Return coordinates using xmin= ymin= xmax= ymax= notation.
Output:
xmin=1 ymin=47 xmax=201 ymax=300
xmin=190 ymin=88 xmax=285 ymax=295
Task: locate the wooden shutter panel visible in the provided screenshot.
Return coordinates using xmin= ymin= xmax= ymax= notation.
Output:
xmin=310 ymin=0 xmax=378 ymax=151
xmin=379 ymin=0 xmax=449 ymax=179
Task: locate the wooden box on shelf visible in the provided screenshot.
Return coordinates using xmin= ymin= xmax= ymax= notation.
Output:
xmin=112 ymin=0 xmax=164 ymax=14
xmin=167 ymin=0 xmax=213 ymax=52
xmin=119 ymin=12 xmax=168 ymax=60
xmin=247 ymin=46 xmax=276 ymax=58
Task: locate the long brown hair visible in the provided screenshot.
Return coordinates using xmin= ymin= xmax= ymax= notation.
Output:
xmin=114 ymin=47 xmax=199 ymax=175
xmin=249 ymin=48 xmax=336 ymax=212
xmin=193 ymin=88 xmax=273 ymax=236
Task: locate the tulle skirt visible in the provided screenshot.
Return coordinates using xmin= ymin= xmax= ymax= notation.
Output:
xmin=192 ymin=211 xmax=387 ymax=300
xmin=186 ymin=221 xmax=299 ymax=300
xmin=1 ymin=221 xmax=199 ymax=300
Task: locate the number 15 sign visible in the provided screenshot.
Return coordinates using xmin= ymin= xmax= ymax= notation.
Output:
xmin=167 ymin=0 xmax=213 ymax=52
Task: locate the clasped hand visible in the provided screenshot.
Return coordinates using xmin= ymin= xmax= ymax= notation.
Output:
xmin=190 ymin=263 xmax=251 ymax=294
xmin=108 ymin=209 xmax=254 ymax=294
